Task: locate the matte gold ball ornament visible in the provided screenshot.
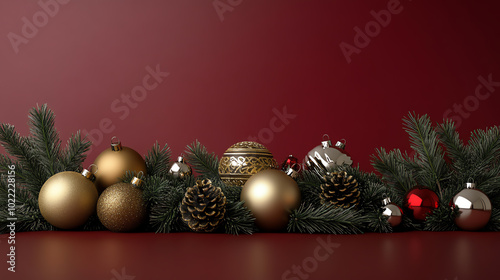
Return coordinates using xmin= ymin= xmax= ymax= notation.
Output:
xmin=38 ymin=168 xmax=98 ymax=229
xmin=97 ymin=175 xmax=147 ymax=232
xmin=241 ymin=169 xmax=301 ymax=231
xmin=93 ymin=137 xmax=147 ymax=191
xmin=219 ymin=141 xmax=277 ymax=186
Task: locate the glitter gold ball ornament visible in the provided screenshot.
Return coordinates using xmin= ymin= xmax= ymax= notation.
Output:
xmin=305 ymin=135 xmax=353 ymax=172
xmin=38 ymin=169 xmax=98 ymax=229
xmin=93 ymin=137 xmax=147 ymax=191
xmin=97 ymin=176 xmax=147 ymax=232
xmin=240 ymin=169 xmax=301 ymax=231
xmin=169 ymin=156 xmax=192 ymax=179
xmin=218 ymin=141 xmax=277 ymax=186
xmin=381 ymin=197 xmax=403 ymax=227
xmin=452 ymin=182 xmax=492 ymax=231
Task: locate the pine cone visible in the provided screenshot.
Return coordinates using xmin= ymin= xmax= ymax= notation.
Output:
xmin=180 ymin=179 xmax=227 ymax=232
xmin=320 ymin=171 xmax=361 ymax=208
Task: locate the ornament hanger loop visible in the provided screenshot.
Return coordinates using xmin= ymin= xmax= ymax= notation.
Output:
xmin=110 ymin=136 xmax=123 ymax=151
xmin=111 ymin=136 xmax=121 ymax=145
xmin=137 ymin=171 xmax=145 ymax=179
xmin=467 ymin=177 xmax=474 ymax=183
xmin=322 ymin=134 xmax=330 ymax=141
xmin=87 ymin=164 xmax=98 ymax=174
xmin=291 ymin=163 xmax=302 ymax=172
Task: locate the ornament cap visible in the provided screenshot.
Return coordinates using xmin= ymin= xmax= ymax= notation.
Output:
xmin=466 ymin=182 xmax=476 ymax=189
xmin=285 ymin=166 xmax=299 ymax=179
xmin=177 ymin=156 xmax=185 ymax=163
xmin=321 ymin=134 xmax=332 ymax=148
xmin=131 ymin=176 xmax=144 ymax=188
xmin=382 ymin=197 xmax=391 ymax=206
xmin=81 ymin=168 xmax=96 ymax=182
xmin=110 ymin=137 xmax=122 ymax=151
xmin=335 ymin=139 xmax=346 ymax=150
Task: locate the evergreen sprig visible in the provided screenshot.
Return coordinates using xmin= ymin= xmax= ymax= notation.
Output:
xmin=288 ymin=204 xmax=367 ymax=234
xmin=222 ymin=201 xmax=256 ymax=235
xmin=185 ymin=140 xmax=221 ymax=182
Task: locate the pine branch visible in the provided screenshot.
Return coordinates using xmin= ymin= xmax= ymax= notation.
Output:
xmin=59 ymin=131 xmax=91 ymax=172
xmin=371 ymin=148 xmax=415 ymax=197
xmin=149 ymin=180 xmax=189 ymax=233
xmin=364 ymin=211 xmax=392 ymax=233
xmin=288 ymin=204 xmax=367 ymax=234
xmin=423 ymin=205 xmax=459 ymax=231
xmin=484 ymin=208 xmax=500 ymax=231
xmin=185 ymin=140 xmax=221 ymax=182
xmin=437 ymin=120 xmax=469 ymax=174
xmin=222 ymin=201 xmax=255 ymax=235
xmin=403 ymin=113 xmax=448 ymax=197
xmin=28 ymin=104 xmax=62 ymax=176
xmin=145 ymin=142 xmax=171 ymax=177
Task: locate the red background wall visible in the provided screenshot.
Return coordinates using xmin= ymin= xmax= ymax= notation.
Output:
xmin=1 ymin=0 xmax=499 ymax=172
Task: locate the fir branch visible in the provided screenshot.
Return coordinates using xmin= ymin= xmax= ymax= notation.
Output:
xmin=222 ymin=201 xmax=255 ymax=235
xmin=145 ymin=142 xmax=171 ymax=177
xmin=423 ymin=205 xmax=459 ymax=231
xmin=28 ymin=104 xmax=62 ymax=176
xmin=185 ymin=140 xmax=221 ymax=182
xmin=364 ymin=211 xmax=392 ymax=233
xmin=484 ymin=208 xmax=500 ymax=231
xmin=437 ymin=120 xmax=469 ymax=174
xmin=288 ymin=204 xmax=367 ymax=234
xmin=59 ymin=131 xmax=91 ymax=172
xmin=371 ymin=148 xmax=414 ymax=197
xmin=403 ymin=112 xmax=448 ymax=197
xmin=149 ymin=180 xmax=189 ymax=233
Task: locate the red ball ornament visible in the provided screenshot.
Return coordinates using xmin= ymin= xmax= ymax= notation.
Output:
xmin=281 ymin=155 xmax=299 ymax=171
xmin=404 ymin=186 xmax=439 ymax=221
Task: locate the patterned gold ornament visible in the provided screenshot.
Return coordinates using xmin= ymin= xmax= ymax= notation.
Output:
xmin=218 ymin=141 xmax=277 ymax=186
xmin=96 ymin=176 xmax=147 ymax=232
xmin=38 ymin=169 xmax=98 ymax=229
xmin=93 ymin=137 xmax=147 ymax=192
xmin=241 ymin=169 xmax=301 ymax=231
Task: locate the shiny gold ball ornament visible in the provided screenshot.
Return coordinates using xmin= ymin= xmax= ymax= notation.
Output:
xmin=219 ymin=141 xmax=277 ymax=186
xmin=97 ymin=176 xmax=147 ymax=232
xmin=38 ymin=169 xmax=98 ymax=229
xmin=452 ymin=182 xmax=492 ymax=231
xmin=241 ymin=169 xmax=301 ymax=231
xmin=169 ymin=156 xmax=192 ymax=179
xmin=93 ymin=137 xmax=147 ymax=191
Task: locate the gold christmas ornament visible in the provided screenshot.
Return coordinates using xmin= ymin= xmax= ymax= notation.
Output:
xmin=219 ymin=141 xmax=277 ymax=186
xmin=97 ymin=175 xmax=147 ymax=232
xmin=93 ymin=137 xmax=147 ymax=191
xmin=169 ymin=156 xmax=192 ymax=179
xmin=240 ymin=169 xmax=301 ymax=231
xmin=38 ymin=169 xmax=98 ymax=229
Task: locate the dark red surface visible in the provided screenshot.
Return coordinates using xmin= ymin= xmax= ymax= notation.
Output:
xmin=1 ymin=231 xmax=499 ymax=280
